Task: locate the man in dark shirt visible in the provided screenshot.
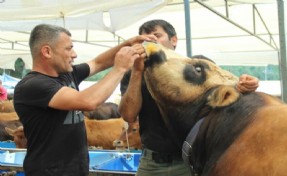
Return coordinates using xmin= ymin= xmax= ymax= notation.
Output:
xmin=13 ymin=24 xmax=154 ymax=176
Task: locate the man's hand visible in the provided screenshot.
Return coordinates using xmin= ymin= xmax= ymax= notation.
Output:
xmin=133 ymin=43 xmax=147 ymax=59
xmin=236 ymin=74 xmax=259 ymax=93
xmin=114 ymin=46 xmax=140 ymax=73
xmin=127 ymin=35 xmax=157 ymax=46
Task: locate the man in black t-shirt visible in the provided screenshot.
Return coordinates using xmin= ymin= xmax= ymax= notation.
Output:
xmin=13 ymin=24 xmax=155 ymax=176
xmin=119 ymin=19 xmax=259 ymax=176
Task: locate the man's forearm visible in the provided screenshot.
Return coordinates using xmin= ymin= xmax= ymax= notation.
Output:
xmin=119 ymin=71 xmax=143 ymax=122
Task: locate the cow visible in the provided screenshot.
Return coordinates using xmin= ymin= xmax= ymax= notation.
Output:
xmin=142 ymin=42 xmax=287 ymax=176
xmin=83 ymin=102 xmax=121 ymax=120
xmin=5 ymin=126 xmax=26 ymax=148
xmin=113 ymin=118 xmax=141 ymax=150
xmin=0 ymin=119 xmax=22 ymax=141
xmin=85 ymin=117 xmax=140 ymax=150
xmin=85 ymin=117 xmax=125 ymax=149
xmin=10 ymin=117 xmax=141 ymax=150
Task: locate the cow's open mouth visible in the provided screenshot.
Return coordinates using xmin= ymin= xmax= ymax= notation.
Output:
xmin=142 ymin=41 xmax=160 ymax=59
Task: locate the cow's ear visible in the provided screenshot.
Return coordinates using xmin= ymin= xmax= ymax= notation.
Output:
xmin=5 ymin=127 xmax=14 ymax=136
xmin=207 ymin=85 xmax=240 ymax=108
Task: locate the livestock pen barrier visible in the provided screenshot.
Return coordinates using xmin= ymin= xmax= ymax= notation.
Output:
xmin=0 ymin=141 xmax=141 ymax=176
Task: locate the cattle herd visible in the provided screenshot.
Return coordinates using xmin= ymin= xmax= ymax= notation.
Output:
xmin=0 ymin=100 xmax=141 ymax=150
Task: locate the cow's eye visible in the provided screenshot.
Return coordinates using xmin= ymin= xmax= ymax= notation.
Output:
xmin=195 ymin=66 xmax=202 ymax=73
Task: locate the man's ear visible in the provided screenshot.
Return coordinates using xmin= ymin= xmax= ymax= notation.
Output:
xmin=171 ymin=36 xmax=178 ymax=49
xmin=41 ymin=45 xmax=52 ymax=58
xmin=207 ymin=85 xmax=240 ymax=108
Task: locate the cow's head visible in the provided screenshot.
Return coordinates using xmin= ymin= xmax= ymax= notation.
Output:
xmin=113 ymin=120 xmax=141 ymax=150
xmin=6 ymin=126 xmax=27 ymax=149
xmin=143 ymin=42 xmax=240 ymax=141
xmin=143 ymin=42 xmax=239 ymax=105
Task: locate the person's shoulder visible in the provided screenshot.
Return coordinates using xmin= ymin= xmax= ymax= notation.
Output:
xmin=16 ymin=71 xmax=57 ymax=90
xmin=18 ymin=71 xmax=42 ymax=83
xmin=15 ymin=72 xmax=62 ymax=99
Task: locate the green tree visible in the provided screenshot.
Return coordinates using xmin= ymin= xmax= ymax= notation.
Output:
xmin=220 ymin=65 xmax=280 ymax=81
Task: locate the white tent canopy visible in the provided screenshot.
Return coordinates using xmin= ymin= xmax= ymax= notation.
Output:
xmin=0 ymin=0 xmax=279 ymax=69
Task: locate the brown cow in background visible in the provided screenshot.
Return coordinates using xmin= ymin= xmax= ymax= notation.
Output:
xmin=0 ymin=112 xmax=20 ymax=141
xmin=143 ymin=42 xmax=287 ymax=176
xmin=85 ymin=117 xmax=140 ymax=150
xmin=7 ymin=117 xmax=141 ymax=150
xmin=83 ymin=102 xmax=121 ymax=120
xmin=113 ymin=118 xmax=141 ymax=150
xmin=6 ymin=125 xmax=26 ymax=148
xmin=0 ymin=120 xmax=22 ymax=141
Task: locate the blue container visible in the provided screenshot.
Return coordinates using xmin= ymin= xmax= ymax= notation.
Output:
xmin=89 ymin=150 xmax=141 ymax=173
xmin=0 ymin=150 xmax=25 ymax=175
xmin=0 ymin=170 xmax=24 ymax=176
xmin=0 ymin=141 xmax=16 ymax=148
xmin=0 ymin=149 xmax=142 ymax=175
xmin=0 ymin=151 xmax=25 ymax=165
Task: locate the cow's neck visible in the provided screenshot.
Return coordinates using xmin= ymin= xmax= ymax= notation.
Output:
xmin=191 ymin=92 xmax=266 ymax=175
xmin=158 ymin=92 xmax=213 ymax=147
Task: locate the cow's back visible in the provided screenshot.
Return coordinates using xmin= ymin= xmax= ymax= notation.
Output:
xmin=210 ymin=95 xmax=287 ymax=176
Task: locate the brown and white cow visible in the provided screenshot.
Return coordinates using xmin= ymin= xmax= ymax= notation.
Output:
xmin=143 ymin=42 xmax=287 ymax=176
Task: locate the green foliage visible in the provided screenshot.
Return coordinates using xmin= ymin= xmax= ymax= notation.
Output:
xmin=85 ymin=68 xmax=112 ymax=81
xmin=221 ymin=65 xmax=280 ymax=80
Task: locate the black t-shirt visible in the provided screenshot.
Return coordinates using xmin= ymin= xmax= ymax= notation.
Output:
xmin=120 ymin=71 xmax=180 ymax=154
xmin=14 ymin=64 xmax=90 ymax=176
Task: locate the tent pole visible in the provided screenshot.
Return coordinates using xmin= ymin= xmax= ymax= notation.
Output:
xmin=277 ymin=0 xmax=287 ymax=102
xmin=184 ymin=0 xmax=192 ymax=57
